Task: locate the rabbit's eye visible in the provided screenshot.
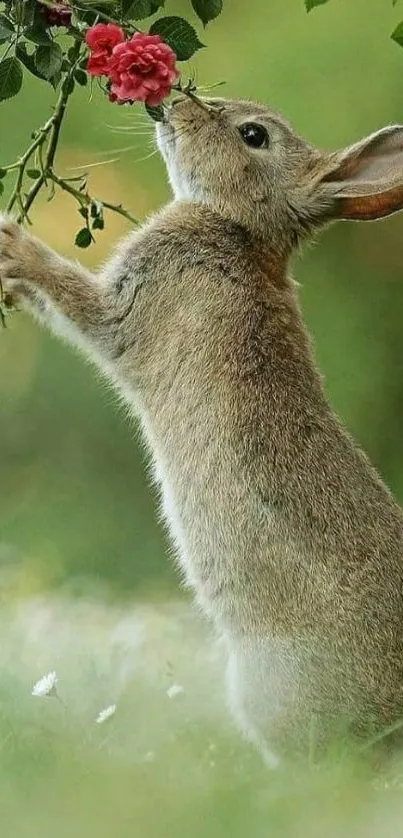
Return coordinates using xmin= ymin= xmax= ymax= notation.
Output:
xmin=239 ymin=123 xmax=268 ymax=149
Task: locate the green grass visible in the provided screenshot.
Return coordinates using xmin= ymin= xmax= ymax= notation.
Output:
xmin=0 ymin=593 xmax=402 ymax=838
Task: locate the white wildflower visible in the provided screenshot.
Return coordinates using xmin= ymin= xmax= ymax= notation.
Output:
xmin=166 ymin=683 xmax=184 ymax=699
xmin=95 ymin=704 xmax=117 ymax=724
xmin=32 ymin=671 xmax=58 ymax=698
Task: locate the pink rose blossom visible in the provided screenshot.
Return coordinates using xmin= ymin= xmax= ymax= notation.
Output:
xmin=108 ymin=33 xmax=179 ymax=106
xmin=85 ymin=23 xmax=125 ymax=77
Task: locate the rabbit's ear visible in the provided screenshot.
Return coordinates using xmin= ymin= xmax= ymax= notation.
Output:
xmin=317 ymin=125 xmax=403 ymax=221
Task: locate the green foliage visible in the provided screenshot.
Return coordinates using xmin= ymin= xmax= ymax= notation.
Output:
xmin=24 ymin=25 xmax=52 ymax=45
xmin=150 ymin=15 xmax=205 ymax=60
xmin=74 ymin=67 xmax=87 ymax=85
xmin=191 ymin=0 xmax=223 ymax=26
xmin=75 ymin=227 xmax=93 ymax=247
xmin=34 ymin=42 xmax=63 ymax=81
xmin=0 ymin=56 xmax=23 ymax=101
xmin=305 ymin=0 xmax=330 ymax=10
xmin=16 ymin=41 xmax=48 ymax=81
xmin=391 ymin=21 xmax=403 ymax=46
xmin=0 ymin=12 xmax=14 ymax=42
xmin=90 ymin=199 xmax=105 ymax=230
xmin=118 ymin=0 xmax=160 ymax=19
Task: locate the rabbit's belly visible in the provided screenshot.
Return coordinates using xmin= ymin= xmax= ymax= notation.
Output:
xmin=224 ymin=634 xmax=307 ymax=761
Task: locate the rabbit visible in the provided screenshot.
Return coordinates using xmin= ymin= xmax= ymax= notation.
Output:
xmin=2 ymin=94 xmax=403 ymax=764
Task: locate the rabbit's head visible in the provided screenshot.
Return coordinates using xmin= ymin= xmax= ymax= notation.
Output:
xmin=157 ymin=96 xmax=403 ymax=249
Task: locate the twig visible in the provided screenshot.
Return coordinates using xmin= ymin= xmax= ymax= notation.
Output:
xmin=4 ymin=37 xmax=138 ymax=229
xmin=15 ymin=40 xmax=83 ymax=222
xmin=49 ymin=170 xmax=138 ymax=225
xmin=6 ymin=120 xmax=56 ymax=213
xmin=73 ymin=2 xmax=140 ymax=30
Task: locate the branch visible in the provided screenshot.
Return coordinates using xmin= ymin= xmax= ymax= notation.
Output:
xmin=14 ymin=40 xmax=83 ymax=222
xmin=0 ymin=38 xmax=137 ymax=325
xmin=49 ymin=170 xmax=138 ymax=226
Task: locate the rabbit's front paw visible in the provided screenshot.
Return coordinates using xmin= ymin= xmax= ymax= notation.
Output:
xmin=0 ymin=214 xmax=27 ymax=295
xmin=0 ymin=214 xmax=47 ymax=299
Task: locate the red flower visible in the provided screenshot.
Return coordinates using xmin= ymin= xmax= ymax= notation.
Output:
xmin=108 ymin=33 xmax=179 ymax=106
xmin=43 ymin=2 xmax=72 ymax=27
xmin=85 ymin=23 xmax=125 ymax=77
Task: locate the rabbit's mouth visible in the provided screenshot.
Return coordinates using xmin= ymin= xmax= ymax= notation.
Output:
xmin=155 ymin=96 xmax=224 ymax=202
xmin=156 ymin=97 xmax=215 ymax=160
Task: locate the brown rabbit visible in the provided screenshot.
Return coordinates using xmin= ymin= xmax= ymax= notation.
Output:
xmin=2 ymin=95 xmax=403 ymax=764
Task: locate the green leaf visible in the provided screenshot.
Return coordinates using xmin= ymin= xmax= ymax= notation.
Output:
xmin=119 ymin=0 xmax=154 ymax=19
xmin=68 ymin=45 xmax=79 ymax=63
xmin=74 ymin=68 xmax=88 ymax=86
xmin=150 ymin=16 xmax=204 ymax=61
xmin=16 ymin=42 xmax=44 ymax=82
xmin=75 ymin=227 xmax=93 ymax=248
xmin=391 ymin=21 xmax=403 ymax=46
xmin=23 ymin=25 xmax=52 ymax=45
xmin=0 ymin=168 xmax=7 ymax=178
xmin=16 ymin=42 xmax=57 ymax=85
xmin=0 ymin=181 xmax=4 ymax=197
xmin=64 ymin=75 xmax=75 ymax=95
xmin=34 ymin=43 xmax=63 ymax=81
xmin=0 ymin=14 xmax=14 ymax=44
xmin=20 ymin=0 xmax=45 ymax=28
xmin=26 ymin=168 xmax=41 ymax=179
xmin=118 ymin=0 xmax=165 ymax=18
xmin=145 ymin=102 xmax=164 ymax=122
xmin=23 ymin=0 xmax=55 ymax=43
xmin=90 ymin=199 xmax=103 ymax=218
xmin=191 ymin=0 xmax=222 ymax=26
xmin=305 ymin=0 xmax=330 ymax=10
xmin=0 ymin=57 xmax=23 ymax=102
xmin=19 ymin=1 xmax=35 ymax=27
xmin=92 ymin=216 xmax=104 ymax=230
xmin=50 ymin=69 xmax=63 ymax=91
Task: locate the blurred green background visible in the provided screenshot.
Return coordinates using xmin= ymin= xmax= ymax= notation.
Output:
xmin=1 ymin=0 xmax=403 ymax=601
xmin=2 ymin=3 xmax=403 ymax=835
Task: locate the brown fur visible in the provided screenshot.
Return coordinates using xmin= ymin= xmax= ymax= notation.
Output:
xmin=2 ymin=97 xmax=403 ymax=762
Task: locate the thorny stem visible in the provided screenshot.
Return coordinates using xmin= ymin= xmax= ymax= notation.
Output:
xmin=49 ymin=170 xmax=138 ymax=225
xmin=6 ymin=39 xmax=139 ymax=225
xmin=6 ymin=40 xmax=82 ymax=219
xmin=17 ymin=83 xmax=72 ymax=221
xmin=6 ymin=116 xmax=56 ymax=214
xmin=1 ymin=36 xmax=138 ymax=326
xmin=73 ymin=2 xmax=140 ymax=31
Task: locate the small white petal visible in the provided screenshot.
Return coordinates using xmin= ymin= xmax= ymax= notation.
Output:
xmin=166 ymin=684 xmax=184 ymax=699
xmin=95 ymin=704 xmax=117 ymax=724
xmin=32 ymin=671 xmax=58 ymax=698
